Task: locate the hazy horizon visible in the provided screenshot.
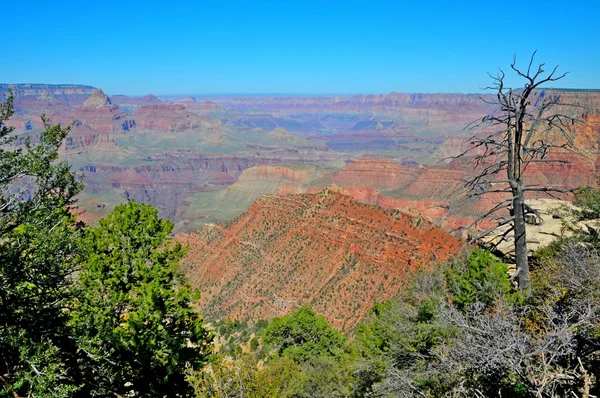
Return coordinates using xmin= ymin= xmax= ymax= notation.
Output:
xmin=4 ymin=83 xmax=600 ymax=98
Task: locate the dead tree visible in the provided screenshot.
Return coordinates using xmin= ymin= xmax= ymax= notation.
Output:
xmin=459 ymin=52 xmax=579 ymax=292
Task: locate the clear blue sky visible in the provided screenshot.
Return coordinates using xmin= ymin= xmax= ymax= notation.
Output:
xmin=2 ymin=0 xmax=599 ymax=95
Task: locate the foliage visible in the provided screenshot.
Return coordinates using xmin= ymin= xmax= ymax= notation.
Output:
xmin=206 ymin=317 xmax=274 ymax=362
xmin=354 ymin=267 xmax=454 ymax=396
xmin=70 ymin=201 xmax=212 ymax=397
xmin=191 ymin=354 xmax=305 ymax=398
xmin=430 ymin=243 xmax=600 ymax=397
xmin=365 ymin=242 xmax=600 ymax=397
xmin=297 ymin=355 xmax=356 ymax=397
xmin=198 ymin=306 xmax=357 ymax=397
xmin=573 ymin=185 xmax=600 ymax=220
xmin=445 ymin=248 xmax=514 ymax=309
xmin=0 ymin=94 xmax=84 ymax=396
xmin=215 ymin=318 xmax=248 ymax=337
xmin=261 ymin=305 xmax=347 ymax=363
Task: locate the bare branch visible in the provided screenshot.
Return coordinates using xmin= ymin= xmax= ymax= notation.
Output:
xmin=469 ymin=216 xmax=515 ymax=242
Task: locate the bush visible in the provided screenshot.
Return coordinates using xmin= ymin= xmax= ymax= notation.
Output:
xmin=574 ymin=185 xmax=600 ymax=220
xmin=261 ymin=306 xmax=346 ymax=363
xmin=249 ymin=336 xmax=259 ymax=351
xmin=445 ymin=248 xmax=513 ymax=309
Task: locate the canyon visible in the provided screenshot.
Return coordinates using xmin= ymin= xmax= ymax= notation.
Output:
xmin=2 ymin=83 xmax=599 ymax=326
xmin=2 ymin=83 xmax=598 ymax=235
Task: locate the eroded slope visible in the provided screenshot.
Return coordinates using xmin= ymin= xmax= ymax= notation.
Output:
xmin=178 ymin=186 xmax=463 ymax=330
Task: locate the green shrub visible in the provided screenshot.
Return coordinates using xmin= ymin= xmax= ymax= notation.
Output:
xmin=574 ymin=185 xmax=600 ymax=220
xmin=445 ymin=248 xmax=513 ymax=309
xmin=249 ymin=336 xmax=259 ymax=351
xmin=260 ymin=306 xmax=346 ymax=363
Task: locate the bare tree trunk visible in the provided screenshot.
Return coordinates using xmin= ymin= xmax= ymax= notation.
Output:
xmin=514 ymin=111 xmax=531 ymax=292
xmin=508 ymin=119 xmax=531 ymax=292
xmin=512 ymin=185 xmax=530 ymax=291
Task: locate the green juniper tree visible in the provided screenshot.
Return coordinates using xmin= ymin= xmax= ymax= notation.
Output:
xmin=71 ymin=201 xmax=212 ymax=397
xmin=261 ymin=306 xmax=346 ymax=363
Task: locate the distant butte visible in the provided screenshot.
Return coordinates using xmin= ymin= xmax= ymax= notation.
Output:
xmin=110 ymin=93 xmax=162 ymax=107
xmin=82 ymin=89 xmax=112 ymax=108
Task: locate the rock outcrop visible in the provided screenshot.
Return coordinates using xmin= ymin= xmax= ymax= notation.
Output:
xmin=178 ymin=187 xmax=463 ymax=330
xmin=481 ymin=198 xmax=600 ymax=260
xmin=82 ymin=89 xmax=113 ymax=108
xmin=331 ymin=158 xmax=423 ymax=191
xmin=328 ymin=159 xmax=465 ymax=223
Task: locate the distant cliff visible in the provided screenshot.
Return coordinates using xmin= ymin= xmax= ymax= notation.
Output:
xmin=208 ymin=92 xmax=497 ymax=111
xmin=0 ymin=83 xmax=97 ymax=110
xmin=194 ymin=89 xmax=600 ymax=113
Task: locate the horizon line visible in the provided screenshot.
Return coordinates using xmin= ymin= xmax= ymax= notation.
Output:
xmin=2 ymin=83 xmax=600 ymax=98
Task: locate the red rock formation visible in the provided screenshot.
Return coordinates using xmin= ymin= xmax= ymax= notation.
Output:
xmin=82 ymin=89 xmax=112 ymax=108
xmin=133 ymin=104 xmax=221 ymax=132
xmin=328 ymin=159 xmax=463 ymax=222
xmin=332 ymin=158 xmax=422 ymax=190
xmin=328 ymin=153 xmax=599 ymax=237
xmin=178 ymin=186 xmax=463 ymax=330
xmin=245 ymin=165 xmax=317 ymax=183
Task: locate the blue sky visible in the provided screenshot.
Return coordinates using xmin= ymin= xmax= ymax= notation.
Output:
xmin=2 ymin=0 xmax=599 ymax=95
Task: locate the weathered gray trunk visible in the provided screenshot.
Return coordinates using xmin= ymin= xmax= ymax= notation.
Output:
xmin=512 ymin=184 xmax=530 ymax=291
